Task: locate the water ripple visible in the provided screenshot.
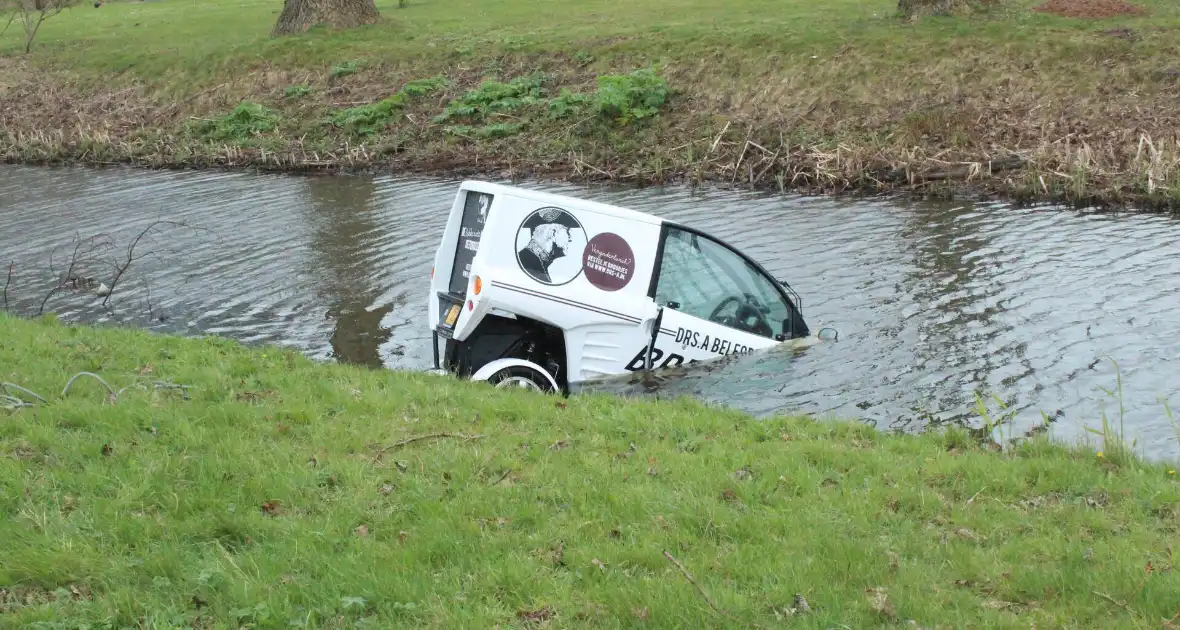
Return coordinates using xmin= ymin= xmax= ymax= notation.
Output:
xmin=4 ymin=165 xmax=1180 ymax=459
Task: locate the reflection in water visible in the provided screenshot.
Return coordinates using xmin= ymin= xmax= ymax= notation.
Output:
xmin=893 ymin=203 xmax=1009 ymax=432
xmin=2 ymin=164 xmax=1180 ymax=461
xmin=302 ymin=175 xmax=392 ymax=367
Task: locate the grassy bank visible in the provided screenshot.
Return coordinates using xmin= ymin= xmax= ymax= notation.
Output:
xmin=2 ymin=313 xmax=1180 ymax=628
xmin=1 ymin=0 xmax=1179 ymax=210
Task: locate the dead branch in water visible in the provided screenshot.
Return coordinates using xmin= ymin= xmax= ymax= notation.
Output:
xmin=102 ymin=219 xmax=195 ymax=309
xmin=3 ymin=261 xmax=12 ymax=312
xmin=13 ymin=218 xmax=203 ymax=319
xmin=38 ymin=232 xmax=113 ymax=315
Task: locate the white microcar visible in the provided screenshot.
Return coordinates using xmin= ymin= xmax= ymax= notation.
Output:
xmin=428 ymin=181 xmax=832 ymax=394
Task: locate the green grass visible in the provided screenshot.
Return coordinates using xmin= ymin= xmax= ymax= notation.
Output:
xmin=2 ymin=313 xmax=1180 ymax=628
xmin=3 ymin=0 xmax=1180 ymax=204
xmin=4 ymin=0 xmax=1176 ymax=88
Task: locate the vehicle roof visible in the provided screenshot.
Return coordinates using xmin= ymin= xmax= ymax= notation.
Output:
xmin=459 ymin=180 xmax=666 ymax=226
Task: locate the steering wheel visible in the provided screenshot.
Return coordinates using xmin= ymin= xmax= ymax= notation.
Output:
xmin=708 ymin=295 xmax=774 ymax=338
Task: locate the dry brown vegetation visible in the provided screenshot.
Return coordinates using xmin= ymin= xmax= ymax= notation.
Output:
xmin=898 ymin=0 xmax=1001 ymax=20
xmin=2 ymin=0 xmax=1179 ymax=210
xmin=1033 ymin=0 xmax=1148 ymax=18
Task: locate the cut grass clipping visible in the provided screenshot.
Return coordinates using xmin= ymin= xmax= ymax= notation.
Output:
xmin=1 ymin=312 xmax=1179 ymax=628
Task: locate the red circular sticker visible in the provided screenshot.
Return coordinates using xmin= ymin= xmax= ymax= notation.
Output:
xmin=582 ymin=232 xmax=635 ymax=291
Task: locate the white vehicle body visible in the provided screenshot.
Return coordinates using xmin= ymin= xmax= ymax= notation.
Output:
xmin=428 ymin=180 xmax=820 ymax=393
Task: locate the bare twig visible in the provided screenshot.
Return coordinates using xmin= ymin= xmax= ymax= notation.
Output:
xmin=574 ymin=159 xmax=614 ymax=179
xmin=37 ymin=233 xmax=112 ymax=316
xmin=663 ymin=550 xmax=729 ymax=619
xmin=1093 ymin=590 xmax=1143 ymax=625
xmin=36 ymin=284 xmax=60 ymax=316
xmin=1 ymin=395 xmax=34 ymax=410
xmin=2 ymin=261 xmax=11 ymax=313
xmin=103 ymin=219 xmax=193 ymax=308
xmin=0 ymin=10 xmax=16 ymax=39
xmin=22 ymin=219 xmax=201 ymax=318
xmin=140 ymin=277 xmax=154 ymax=319
xmin=62 ymin=371 xmax=116 ymax=399
xmin=753 ymin=149 xmax=781 ymax=185
xmin=966 ymin=486 xmax=987 ymax=505
xmin=709 ymin=120 xmax=731 ymax=155
xmin=2 ymin=382 xmax=47 ymax=404
xmin=14 ymin=0 xmax=77 ymax=53
xmin=115 ymin=383 xmax=150 ymax=398
xmin=115 ymin=379 xmax=191 ymax=399
xmin=731 ymin=128 xmax=753 ymax=188
xmin=489 ymin=468 xmax=513 ymax=486
xmin=3 ymin=372 xmax=187 ymax=408
xmin=371 ymin=432 xmax=486 ymax=463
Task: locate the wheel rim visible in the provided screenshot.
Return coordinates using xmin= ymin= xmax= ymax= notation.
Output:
xmin=493 ymin=375 xmax=543 ymax=391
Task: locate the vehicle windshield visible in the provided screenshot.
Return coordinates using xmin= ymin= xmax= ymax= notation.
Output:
xmin=654 ymin=228 xmax=795 ymax=339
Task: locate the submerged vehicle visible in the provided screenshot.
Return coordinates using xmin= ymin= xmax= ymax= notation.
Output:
xmin=427 ymin=181 xmax=831 ymax=394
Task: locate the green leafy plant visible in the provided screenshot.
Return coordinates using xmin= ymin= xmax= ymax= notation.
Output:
xmin=191 ymin=102 xmax=281 ymax=142
xmin=330 ymin=60 xmax=363 ymax=79
xmin=971 ymin=390 xmax=1018 ymax=449
xmin=284 ymin=85 xmax=312 ymax=99
xmin=475 ymin=122 xmax=524 ymax=138
xmin=432 ymin=73 xmax=548 ymax=123
xmin=592 ymin=68 xmax=670 ymax=123
xmin=545 ymin=68 xmax=671 ymax=125
xmin=329 ymin=75 xmax=449 ymax=137
xmin=547 ymin=88 xmax=589 ymax=119
xmin=330 ymin=93 xmax=408 ymax=136
xmin=401 ymin=75 xmax=449 ymax=97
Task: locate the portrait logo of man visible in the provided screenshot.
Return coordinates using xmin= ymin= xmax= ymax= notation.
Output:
xmin=515 ymin=207 xmax=586 ymax=285
xmin=476 ymin=193 xmax=490 ymax=223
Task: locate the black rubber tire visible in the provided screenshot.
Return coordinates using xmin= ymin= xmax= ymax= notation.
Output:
xmin=485 ymin=365 xmax=556 ymax=394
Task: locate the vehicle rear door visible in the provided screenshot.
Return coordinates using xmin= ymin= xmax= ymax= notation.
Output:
xmin=435 ymin=188 xmax=493 ymax=338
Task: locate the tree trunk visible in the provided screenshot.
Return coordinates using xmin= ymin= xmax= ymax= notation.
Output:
xmin=271 ymin=0 xmax=380 ymax=37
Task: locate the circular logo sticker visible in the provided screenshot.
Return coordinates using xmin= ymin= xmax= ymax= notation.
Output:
xmin=582 ymin=232 xmax=635 ymax=291
xmin=515 ymin=207 xmax=586 ymax=286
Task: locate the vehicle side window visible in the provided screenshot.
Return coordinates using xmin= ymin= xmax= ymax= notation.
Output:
xmin=653 ymin=228 xmax=794 ymax=339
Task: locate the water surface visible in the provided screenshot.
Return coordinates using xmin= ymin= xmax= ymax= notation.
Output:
xmin=2 ymin=165 xmax=1177 ymax=459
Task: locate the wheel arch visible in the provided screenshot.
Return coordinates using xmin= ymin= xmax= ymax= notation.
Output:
xmin=470 ymin=358 xmax=560 ymax=392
